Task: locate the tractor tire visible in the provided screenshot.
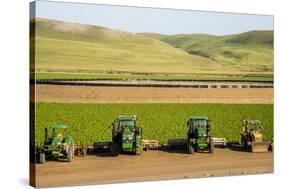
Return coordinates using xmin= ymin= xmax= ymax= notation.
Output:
xmin=269 ymin=143 xmax=274 ymax=152
xmin=209 ymin=140 xmax=214 ymax=153
xmin=39 ymin=153 xmax=46 ymax=164
xmin=67 ymin=146 xmax=73 ymax=162
xmin=249 ymin=144 xmax=253 ymax=152
xmin=72 ymin=143 xmax=75 ymax=159
xmin=188 ymin=143 xmax=194 ymax=154
xmin=111 ymin=143 xmax=120 ymax=156
xmin=241 ymin=137 xmax=246 ymax=150
xmin=245 ymin=143 xmax=249 ymax=152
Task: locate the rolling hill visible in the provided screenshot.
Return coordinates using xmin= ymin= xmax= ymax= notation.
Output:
xmin=32 ymin=18 xmax=218 ymax=75
xmin=143 ymin=30 xmax=273 ymax=73
xmin=32 ymin=18 xmax=273 ymax=80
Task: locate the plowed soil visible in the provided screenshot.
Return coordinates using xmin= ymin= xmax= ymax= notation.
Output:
xmin=35 ymin=148 xmax=273 ymax=188
xmin=35 ymin=85 xmax=273 ymax=104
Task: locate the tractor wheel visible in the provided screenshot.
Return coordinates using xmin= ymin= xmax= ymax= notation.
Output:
xmin=111 ymin=143 xmax=120 ymax=156
xmin=209 ymin=140 xmax=214 ymax=153
xmin=241 ymin=137 xmax=246 ymax=150
xmin=245 ymin=143 xmax=249 ymax=152
xmin=188 ymin=143 xmax=194 ymax=154
xmin=72 ymin=143 xmax=75 ymax=159
xmin=67 ymin=146 xmax=73 ymax=162
xmin=39 ymin=153 xmax=46 ymax=164
xmin=249 ymin=143 xmax=253 ymax=152
xmin=269 ymin=143 xmax=274 ymax=152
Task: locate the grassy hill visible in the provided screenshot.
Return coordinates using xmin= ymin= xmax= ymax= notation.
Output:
xmin=33 ymin=18 xmax=218 ymax=75
xmin=32 ymin=18 xmax=273 ymax=80
xmin=144 ymin=30 xmax=273 ymax=73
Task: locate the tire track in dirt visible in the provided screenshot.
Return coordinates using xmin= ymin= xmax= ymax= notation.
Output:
xmin=35 ymin=148 xmax=273 ymax=188
xmin=34 ymin=85 xmax=273 ymax=104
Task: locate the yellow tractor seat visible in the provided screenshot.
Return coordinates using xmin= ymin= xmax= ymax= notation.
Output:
xmin=57 ymin=133 xmax=63 ymax=140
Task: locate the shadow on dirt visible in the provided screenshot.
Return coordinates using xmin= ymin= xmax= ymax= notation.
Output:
xmin=156 ymin=138 xmax=187 ymax=154
xmin=159 ymin=146 xmax=187 ymax=154
xmin=159 ymin=139 xmax=245 ymax=154
xmin=47 ymin=158 xmax=72 ymax=162
xmin=158 ymin=145 xmax=216 ymax=154
xmin=83 ymin=141 xmax=245 ymax=157
xmin=85 ymin=149 xmax=113 ymax=157
xmin=86 ymin=149 xmax=139 ymax=157
xmin=227 ymin=142 xmax=245 ymax=152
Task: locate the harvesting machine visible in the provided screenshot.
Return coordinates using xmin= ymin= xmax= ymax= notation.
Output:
xmin=240 ymin=118 xmax=271 ymax=152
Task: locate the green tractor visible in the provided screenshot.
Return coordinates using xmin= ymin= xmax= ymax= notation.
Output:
xmin=187 ymin=117 xmax=214 ymax=154
xmin=38 ymin=124 xmax=74 ymax=163
xmin=111 ymin=115 xmax=142 ymax=156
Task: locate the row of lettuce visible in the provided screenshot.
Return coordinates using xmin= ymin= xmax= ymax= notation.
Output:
xmin=35 ymin=103 xmax=273 ymax=146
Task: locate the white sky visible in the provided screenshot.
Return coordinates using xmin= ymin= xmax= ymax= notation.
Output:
xmin=33 ymin=0 xmax=274 ymax=35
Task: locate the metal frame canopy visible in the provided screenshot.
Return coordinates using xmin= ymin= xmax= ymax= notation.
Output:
xmin=243 ymin=119 xmax=261 ymax=125
xmin=51 ymin=124 xmax=68 ymax=129
xmin=190 ymin=116 xmax=209 ymax=120
xmin=118 ymin=115 xmax=137 ymax=121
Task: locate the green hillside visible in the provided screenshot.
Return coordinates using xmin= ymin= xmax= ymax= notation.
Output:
xmin=32 ymin=18 xmax=273 ymax=80
xmin=146 ymin=30 xmax=273 ymax=73
xmin=33 ymin=18 xmax=218 ymax=75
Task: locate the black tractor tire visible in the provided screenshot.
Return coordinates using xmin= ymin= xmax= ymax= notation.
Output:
xmin=249 ymin=143 xmax=253 ymax=152
xmin=39 ymin=153 xmax=46 ymax=164
xmin=111 ymin=143 xmax=120 ymax=156
xmin=245 ymin=142 xmax=249 ymax=152
xmin=188 ymin=143 xmax=194 ymax=154
xmin=241 ymin=137 xmax=246 ymax=150
xmin=67 ymin=145 xmax=73 ymax=162
xmin=269 ymin=143 xmax=273 ymax=152
xmin=209 ymin=140 xmax=214 ymax=153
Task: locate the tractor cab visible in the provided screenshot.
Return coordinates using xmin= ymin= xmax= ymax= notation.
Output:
xmin=119 ymin=117 xmax=137 ymax=132
xmin=45 ymin=124 xmax=67 ymax=145
xmin=242 ymin=119 xmax=263 ymax=137
xmin=188 ymin=117 xmax=210 ymax=138
xmin=242 ymin=119 xmax=265 ymax=143
xmin=113 ymin=115 xmax=139 ymax=134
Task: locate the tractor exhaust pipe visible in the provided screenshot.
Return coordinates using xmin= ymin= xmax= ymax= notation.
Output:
xmin=44 ymin=128 xmax=48 ymax=142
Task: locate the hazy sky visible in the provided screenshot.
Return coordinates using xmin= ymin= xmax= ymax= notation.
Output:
xmin=34 ymin=0 xmax=274 ymax=35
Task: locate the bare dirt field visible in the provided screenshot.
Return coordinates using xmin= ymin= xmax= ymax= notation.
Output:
xmin=35 ymin=84 xmax=273 ymax=104
xmin=34 ymin=148 xmax=273 ymax=188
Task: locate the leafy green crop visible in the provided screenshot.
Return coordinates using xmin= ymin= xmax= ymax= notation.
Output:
xmin=35 ymin=103 xmax=273 ymax=146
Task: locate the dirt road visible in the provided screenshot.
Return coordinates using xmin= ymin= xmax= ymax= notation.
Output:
xmin=35 ymin=148 xmax=273 ymax=188
xmin=35 ymin=85 xmax=273 ymax=104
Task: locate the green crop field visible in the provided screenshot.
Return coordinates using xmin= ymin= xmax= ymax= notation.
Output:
xmin=35 ymin=103 xmax=273 ymax=146
xmin=35 ymin=72 xmax=273 ymax=82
